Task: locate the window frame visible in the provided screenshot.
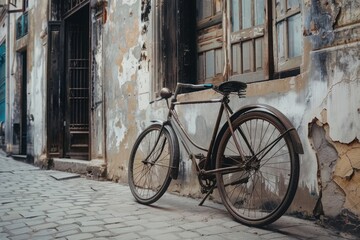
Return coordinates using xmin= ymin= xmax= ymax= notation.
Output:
xmin=152 ymin=0 xmax=304 ymax=95
xmin=272 ymin=0 xmax=303 ymax=73
xmin=151 ymin=0 xmax=163 ymax=98
xmin=151 ymin=0 xmax=197 ymax=95
xmin=228 ymin=0 xmax=270 ymax=83
xmin=15 ymin=0 xmax=29 ymax=40
xmin=196 ymin=0 xmax=224 ymax=84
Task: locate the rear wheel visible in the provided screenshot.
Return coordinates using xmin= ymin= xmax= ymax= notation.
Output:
xmin=128 ymin=124 xmax=177 ymax=204
xmin=215 ymin=111 xmax=299 ymax=226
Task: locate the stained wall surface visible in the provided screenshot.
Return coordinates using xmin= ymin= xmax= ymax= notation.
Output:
xmin=99 ymin=0 xmax=360 ymax=231
xmin=1 ymin=0 xmax=359 ymax=234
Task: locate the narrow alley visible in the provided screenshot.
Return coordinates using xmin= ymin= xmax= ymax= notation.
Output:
xmin=0 ymin=154 xmax=356 ymax=240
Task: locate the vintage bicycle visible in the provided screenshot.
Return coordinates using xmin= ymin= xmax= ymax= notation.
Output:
xmin=128 ymin=81 xmax=303 ymax=227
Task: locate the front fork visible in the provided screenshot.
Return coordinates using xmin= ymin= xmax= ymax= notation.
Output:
xmin=142 ymin=125 xmax=167 ymax=165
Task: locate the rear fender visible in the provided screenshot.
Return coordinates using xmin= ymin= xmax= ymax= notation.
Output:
xmin=210 ymin=104 xmax=303 ymax=168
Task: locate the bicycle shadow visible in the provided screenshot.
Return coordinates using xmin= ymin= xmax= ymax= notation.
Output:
xmin=138 ymin=193 xmax=350 ymax=239
xmin=144 ymin=192 xmax=229 ymax=217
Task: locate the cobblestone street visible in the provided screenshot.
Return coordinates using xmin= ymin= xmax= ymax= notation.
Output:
xmin=0 ymin=155 xmax=356 ymax=240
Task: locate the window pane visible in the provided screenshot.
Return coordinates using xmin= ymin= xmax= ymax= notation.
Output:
xmin=287 ymin=0 xmax=300 ymax=9
xmin=232 ymin=44 xmax=241 ymax=74
xmin=255 ymin=0 xmax=265 ymax=25
xmin=232 ymin=0 xmax=240 ymax=32
xmin=215 ymin=48 xmax=223 ymax=75
xmin=196 ymin=0 xmax=202 ymax=20
xmin=198 ymin=53 xmax=205 ymax=82
xmin=255 ymin=38 xmax=263 ymax=71
xmin=205 ymin=50 xmax=215 ymax=79
xmin=242 ymin=41 xmax=253 ymax=73
xmin=215 ymin=0 xmax=222 ymax=13
xmin=242 ymin=0 xmax=252 ymax=29
xmin=275 ymin=0 xmax=285 ymax=17
xmin=277 ymin=21 xmax=285 ymax=61
xmin=288 ymin=14 xmax=302 ymax=58
xmin=197 ymin=0 xmax=213 ymax=20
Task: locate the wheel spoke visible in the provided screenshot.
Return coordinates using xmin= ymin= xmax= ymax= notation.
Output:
xmin=216 ymin=112 xmax=299 ymax=226
xmin=128 ymin=124 xmax=176 ymax=204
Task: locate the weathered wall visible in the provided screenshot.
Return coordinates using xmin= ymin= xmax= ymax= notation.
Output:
xmin=1 ymin=0 xmax=356 ymax=234
xmin=0 ymin=12 xmax=6 ymax=42
xmin=303 ymin=0 xmax=360 ymax=233
xmin=5 ymin=13 xmax=17 ymax=153
xmin=102 ymin=0 xmax=152 ymax=182
xmin=4 ymin=2 xmax=49 ymax=160
xmin=27 ymin=1 xmax=48 ymax=162
xmin=100 ymin=0 xmax=360 ymax=233
xmin=90 ymin=4 xmax=106 ymax=161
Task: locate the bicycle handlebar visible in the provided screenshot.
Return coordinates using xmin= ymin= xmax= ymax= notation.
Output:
xmin=177 ymin=83 xmax=214 ymax=90
xmin=149 ymin=97 xmax=162 ymax=104
xmin=149 ymin=80 xmax=248 ymax=104
xmin=149 ymin=83 xmax=214 ymax=104
xmin=173 ymin=83 xmax=214 ymax=100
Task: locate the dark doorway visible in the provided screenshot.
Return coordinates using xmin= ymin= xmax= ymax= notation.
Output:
xmin=47 ymin=2 xmax=90 ymax=160
xmin=20 ymin=51 xmax=27 ymax=155
xmin=0 ymin=41 xmax=5 ymax=123
xmin=0 ymin=41 xmax=5 ymax=147
xmin=63 ymin=5 xmax=90 ymax=159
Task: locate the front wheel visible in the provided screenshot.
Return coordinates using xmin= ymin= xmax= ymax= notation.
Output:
xmin=128 ymin=124 xmax=178 ymax=205
xmin=215 ymin=111 xmax=299 ymax=226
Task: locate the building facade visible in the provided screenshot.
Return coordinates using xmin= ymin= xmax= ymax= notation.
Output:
xmin=0 ymin=0 xmax=359 ymax=233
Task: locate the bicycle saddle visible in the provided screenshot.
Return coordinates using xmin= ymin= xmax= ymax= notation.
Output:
xmin=218 ymin=81 xmax=247 ymax=94
xmin=160 ymin=87 xmax=172 ymax=99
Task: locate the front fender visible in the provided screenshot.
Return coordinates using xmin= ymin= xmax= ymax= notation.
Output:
xmin=150 ymin=120 xmax=180 ymax=179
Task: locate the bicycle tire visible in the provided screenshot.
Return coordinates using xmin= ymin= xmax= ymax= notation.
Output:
xmin=128 ymin=123 xmax=178 ymax=204
xmin=215 ymin=111 xmax=299 ymax=226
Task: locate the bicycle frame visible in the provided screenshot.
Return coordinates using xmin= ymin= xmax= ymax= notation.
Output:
xmin=164 ymin=83 xmax=246 ymax=176
xmin=129 ymin=81 xmax=304 ymax=223
xmin=149 ymin=83 xmax=303 ymax=178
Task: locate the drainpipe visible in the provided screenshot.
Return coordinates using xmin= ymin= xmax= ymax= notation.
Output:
xmin=5 ymin=4 xmax=11 ymax=154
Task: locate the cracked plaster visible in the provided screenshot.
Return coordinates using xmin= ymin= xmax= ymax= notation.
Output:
xmin=17 ymin=0 xmax=360 ymax=230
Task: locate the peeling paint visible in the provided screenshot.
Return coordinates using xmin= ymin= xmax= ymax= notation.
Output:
xmin=140 ymin=0 xmax=151 ymax=22
xmin=309 ymin=121 xmax=343 ymax=217
xmin=109 ymin=116 xmax=127 ymax=151
xmin=334 ymin=171 xmax=360 ymax=215
xmin=310 ymin=44 xmax=360 ymax=143
xmin=122 ymin=0 xmax=137 ymax=6
xmin=118 ymin=48 xmax=138 ymax=86
xmin=309 ymin=118 xmax=360 ymax=234
xmin=335 ymin=1 xmax=360 ymax=27
xmin=304 ymin=0 xmax=340 ymax=49
xmin=4 ymin=0 xmax=360 ymax=234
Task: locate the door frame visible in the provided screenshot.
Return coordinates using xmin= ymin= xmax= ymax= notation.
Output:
xmin=63 ymin=4 xmax=91 ymax=159
xmin=47 ymin=1 xmax=92 ymax=160
xmin=19 ymin=50 xmax=27 ymax=155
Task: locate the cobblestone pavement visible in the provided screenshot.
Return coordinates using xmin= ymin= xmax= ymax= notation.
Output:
xmin=0 ymin=155 xmax=357 ymax=240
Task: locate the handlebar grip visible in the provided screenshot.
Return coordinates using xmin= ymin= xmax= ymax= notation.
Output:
xmin=178 ymin=83 xmax=214 ymax=90
xmin=202 ymin=84 xmax=214 ymax=89
xmin=149 ymin=96 xmax=162 ymax=104
xmin=191 ymin=84 xmax=213 ymax=89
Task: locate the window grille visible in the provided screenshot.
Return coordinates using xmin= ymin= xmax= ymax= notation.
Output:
xmin=16 ymin=11 xmax=28 ymax=39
